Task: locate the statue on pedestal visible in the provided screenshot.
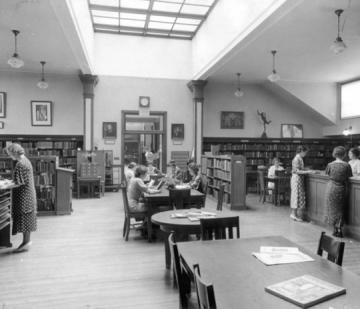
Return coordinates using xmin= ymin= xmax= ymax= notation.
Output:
xmin=257 ymin=110 xmax=271 ymax=138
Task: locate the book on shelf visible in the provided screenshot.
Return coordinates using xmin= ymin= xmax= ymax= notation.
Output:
xmin=265 ymin=275 xmax=346 ymax=308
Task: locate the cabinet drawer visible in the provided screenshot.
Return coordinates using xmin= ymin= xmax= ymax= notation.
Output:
xmin=0 ymin=198 xmax=11 ymax=211
xmin=0 ymin=219 xmax=10 ymax=231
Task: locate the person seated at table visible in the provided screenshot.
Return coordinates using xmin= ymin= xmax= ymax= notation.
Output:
xmin=188 ymin=162 xmax=205 ymax=193
xmin=348 ymin=147 xmax=360 ymax=176
xmin=267 ymin=157 xmax=285 ymax=190
xmin=127 ymin=165 xmax=160 ymax=212
xmin=167 ymin=160 xmax=183 ymax=184
xmin=182 ymin=158 xmax=195 ymax=183
xmin=124 ymin=162 xmax=137 ymax=185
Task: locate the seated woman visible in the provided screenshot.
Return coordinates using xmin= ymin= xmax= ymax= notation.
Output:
xmin=267 ymin=157 xmax=285 ymax=190
xmin=127 ymin=165 xmax=159 ymax=212
xmin=124 ymin=162 xmax=137 ymax=186
xmin=182 ymin=159 xmax=195 ymax=183
xmin=348 ymin=147 xmax=360 ymax=176
xmin=167 ymin=160 xmax=183 ymax=184
xmin=188 ymin=162 xmax=205 ymax=193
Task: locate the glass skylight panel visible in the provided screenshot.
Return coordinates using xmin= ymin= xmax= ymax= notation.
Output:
xmin=147 ymin=31 xmax=169 ymax=36
xmin=93 ymin=16 xmax=118 ymax=26
xmin=153 ymin=1 xmax=181 ymax=12
xmin=185 ymin=0 xmax=214 ymax=6
xmin=90 ymin=0 xmax=119 ymax=7
xmin=150 ymin=15 xmax=176 ymax=23
xmin=120 ymin=29 xmax=144 ymax=34
xmin=121 ymin=0 xmax=150 ymax=10
xmin=120 ymin=19 xmax=145 ymax=28
xmin=172 ymin=23 xmax=197 ymax=32
xmin=96 ymin=27 xmax=119 ymax=32
xmin=120 ymin=13 xmax=147 ymax=20
xmin=148 ymin=21 xmax=173 ymax=30
xmin=181 ymin=4 xmax=209 ymax=15
xmin=157 ymin=0 xmax=183 ymax=3
xmin=170 ymin=33 xmax=192 ymax=38
xmin=176 ymin=17 xmax=201 ymax=25
xmin=92 ymin=10 xmax=118 ymax=18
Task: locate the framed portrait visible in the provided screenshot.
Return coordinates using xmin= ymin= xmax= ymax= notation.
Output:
xmin=103 ymin=122 xmax=117 ymax=139
xmin=281 ymin=124 xmax=303 ymax=138
xmin=220 ymin=111 xmax=244 ymax=129
xmin=171 ymin=123 xmax=184 ymax=139
xmin=0 ymin=92 xmax=6 ymax=118
xmin=31 ymin=101 xmax=52 ymax=126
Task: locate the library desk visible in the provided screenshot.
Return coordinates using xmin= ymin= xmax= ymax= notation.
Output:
xmin=151 ymin=209 xmax=234 ymax=269
xmin=77 ymin=177 xmax=102 ymax=199
xmin=178 ymin=236 xmax=360 ymax=309
xmin=306 ymin=173 xmax=360 ymax=240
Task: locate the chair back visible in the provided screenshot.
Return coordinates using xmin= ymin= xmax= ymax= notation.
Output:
xmin=317 ymin=231 xmax=345 ymax=266
xmin=193 ymin=264 xmax=217 ymax=309
xmin=169 ymin=233 xmax=191 ymax=308
xmin=120 ymin=184 xmax=130 ymax=216
xmin=257 ymin=170 xmax=265 ymax=192
xmin=216 ymin=183 xmax=225 ymax=211
xmin=169 ymin=188 xmax=191 ymax=209
xmin=200 ymin=216 xmax=240 ymax=240
xmin=275 ymin=169 xmax=285 ymax=177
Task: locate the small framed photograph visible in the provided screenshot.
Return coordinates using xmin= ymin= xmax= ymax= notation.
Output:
xmin=221 ymin=111 xmax=244 ymax=129
xmin=103 ymin=122 xmax=117 ymax=139
xmin=31 ymin=101 xmax=52 ymax=126
xmin=281 ymin=124 xmax=303 ymax=138
xmin=171 ymin=123 xmax=184 ymax=139
xmin=0 ymin=92 xmax=6 ymax=118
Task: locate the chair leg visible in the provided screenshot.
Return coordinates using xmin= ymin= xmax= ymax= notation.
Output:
xmin=123 ymin=218 xmax=127 ymax=237
xmin=125 ymin=218 xmax=130 ymax=241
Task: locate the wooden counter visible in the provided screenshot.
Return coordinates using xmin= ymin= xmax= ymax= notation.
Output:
xmin=306 ymin=173 xmax=360 ymax=240
xmin=0 ymin=185 xmax=18 ymax=248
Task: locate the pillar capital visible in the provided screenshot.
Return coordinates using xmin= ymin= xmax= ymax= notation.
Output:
xmin=79 ymin=74 xmax=98 ymax=98
xmin=187 ymin=80 xmax=207 ymax=100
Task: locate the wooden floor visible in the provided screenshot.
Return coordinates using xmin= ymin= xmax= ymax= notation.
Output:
xmin=1 ymin=193 xmax=360 ymax=308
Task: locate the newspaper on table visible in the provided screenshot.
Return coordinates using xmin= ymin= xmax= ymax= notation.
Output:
xmin=170 ymin=210 xmax=216 ymax=221
xmin=252 ymin=246 xmax=314 ymax=265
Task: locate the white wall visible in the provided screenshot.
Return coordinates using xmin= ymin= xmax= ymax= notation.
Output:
xmin=0 ymin=71 xmax=83 ymax=135
xmin=93 ymin=76 xmax=194 ymax=162
xmin=203 ymin=82 xmax=324 ymax=138
xmin=94 ymin=33 xmax=192 ymax=79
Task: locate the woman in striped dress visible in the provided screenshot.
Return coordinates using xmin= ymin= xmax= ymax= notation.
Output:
xmin=6 ymin=143 xmax=37 ymax=252
xmin=290 ymin=145 xmax=309 ymax=221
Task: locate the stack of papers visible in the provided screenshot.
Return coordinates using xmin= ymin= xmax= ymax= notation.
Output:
xmin=252 ymin=246 xmax=314 ymax=265
xmin=0 ymin=179 xmax=15 ymax=189
xmin=170 ymin=211 xmax=216 ymax=221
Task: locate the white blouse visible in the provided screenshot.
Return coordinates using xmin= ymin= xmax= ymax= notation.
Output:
xmin=349 ymin=159 xmax=360 ymax=176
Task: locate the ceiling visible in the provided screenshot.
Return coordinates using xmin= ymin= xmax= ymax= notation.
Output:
xmin=0 ymin=0 xmax=80 ymax=75
xmin=205 ymin=0 xmax=360 ymax=84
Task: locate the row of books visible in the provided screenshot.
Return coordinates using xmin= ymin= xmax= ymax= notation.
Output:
xmin=214 ymin=159 xmax=231 ymax=171
xmin=213 ymin=169 xmax=231 ymax=180
xmin=31 ymin=160 xmax=57 ymax=174
xmin=34 ymin=174 xmax=55 ymax=186
xmin=36 ymin=186 xmax=55 ymax=204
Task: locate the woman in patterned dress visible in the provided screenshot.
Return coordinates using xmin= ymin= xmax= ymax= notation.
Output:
xmin=325 ymin=146 xmax=352 ymax=237
xmin=6 ymin=143 xmax=37 ymax=252
xmin=290 ymin=145 xmax=309 ymax=221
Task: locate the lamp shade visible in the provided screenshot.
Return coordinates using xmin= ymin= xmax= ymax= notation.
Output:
xmin=37 ymin=80 xmax=49 ymax=89
xmin=330 ymin=37 xmax=347 ymax=54
xmin=7 ymin=54 xmax=24 ymax=69
xmin=234 ymin=88 xmax=244 ymax=97
xmin=267 ymin=72 xmax=280 ymax=82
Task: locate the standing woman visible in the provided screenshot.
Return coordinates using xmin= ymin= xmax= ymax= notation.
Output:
xmin=325 ymin=146 xmax=352 ymax=237
xmin=348 ymin=147 xmax=360 ymax=176
xmin=290 ymin=145 xmax=309 ymax=221
xmin=6 ymin=143 xmax=37 ymax=252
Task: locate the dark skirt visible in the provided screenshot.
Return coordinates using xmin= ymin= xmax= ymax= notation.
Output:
xmin=12 ymin=210 xmax=37 ymax=234
xmin=325 ymin=181 xmax=346 ymax=226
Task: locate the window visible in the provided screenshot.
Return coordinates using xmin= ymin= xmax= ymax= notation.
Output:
xmin=340 ymin=79 xmax=360 ymax=119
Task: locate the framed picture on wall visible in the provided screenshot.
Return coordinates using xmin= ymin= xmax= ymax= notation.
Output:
xmin=103 ymin=122 xmax=117 ymax=139
xmin=171 ymin=123 xmax=184 ymax=139
xmin=31 ymin=101 xmax=52 ymax=126
xmin=0 ymin=92 xmax=6 ymax=118
xmin=220 ymin=111 xmax=244 ymax=129
xmin=281 ymin=124 xmax=303 ymax=138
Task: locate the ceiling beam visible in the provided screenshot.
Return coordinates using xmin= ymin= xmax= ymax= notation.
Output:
xmin=144 ymin=0 xmax=155 ymax=35
xmin=95 ymin=29 xmax=191 ymax=40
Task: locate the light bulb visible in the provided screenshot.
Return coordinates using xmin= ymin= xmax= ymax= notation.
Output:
xmin=267 ymin=72 xmax=280 ymax=82
xmin=7 ymin=54 xmax=24 ymax=69
xmin=37 ymin=80 xmax=49 ymax=89
xmin=330 ymin=37 xmax=347 ymax=54
xmin=234 ymin=88 xmax=244 ymax=97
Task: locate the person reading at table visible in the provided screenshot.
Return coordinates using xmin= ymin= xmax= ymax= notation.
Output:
xmin=124 ymin=162 xmax=137 ymax=186
xmin=166 ymin=160 xmax=183 ymax=185
xmin=188 ymin=162 xmax=205 ymax=193
xmin=127 ymin=165 xmax=160 ymax=212
xmin=267 ymin=157 xmax=285 ymax=190
xmin=182 ymin=158 xmax=195 ymax=183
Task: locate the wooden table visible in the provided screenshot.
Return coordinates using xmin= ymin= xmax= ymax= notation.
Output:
xmin=151 ymin=209 xmax=235 ymax=269
xmin=178 ymin=236 xmax=360 ymax=308
xmin=77 ymin=177 xmax=102 ymax=199
xmin=265 ymin=175 xmax=290 ymax=205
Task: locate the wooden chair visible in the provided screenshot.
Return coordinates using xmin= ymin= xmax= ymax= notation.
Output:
xmin=193 ymin=264 xmax=217 ymax=309
xmin=317 ymin=231 xmax=345 ymax=266
xmin=276 ymin=173 xmax=291 ymax=205
xmin=169 ymin=188 xmax=191 ymax=209
xmin=120 ymin=184 xmax=148 ymax=241
xmin=216 ymin=183 xmax=225 ymax=211
xmin=200 ymin=216 xmax=240 ymax=240
xmin=169 ymin=233 xmax=192 ymax=309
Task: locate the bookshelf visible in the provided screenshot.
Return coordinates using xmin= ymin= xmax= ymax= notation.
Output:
xmin=0 ymin=188 xmax=13 ymax=247
xmin=201 ymin=154 xmax=246 ymax=210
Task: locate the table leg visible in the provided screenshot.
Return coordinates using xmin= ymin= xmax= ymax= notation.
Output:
xmin=164 ymin=232 xmax=171 ymax=269
xmin=147 ymin=214 xmax=152 ymax=243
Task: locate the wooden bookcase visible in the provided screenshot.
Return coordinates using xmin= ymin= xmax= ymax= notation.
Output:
xmin=201 ymin=154 xmax=246 ymax=210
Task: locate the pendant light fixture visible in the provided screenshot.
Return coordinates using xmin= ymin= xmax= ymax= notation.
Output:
xmin=343 ymin=125 xmax=352 ymax=136
xmin=8 ymin=30 xmax=24 ymax=69
xmin=330 ymin=9 xmax=346 ymax=54
xmin=234 ymin=73 xmax=244 ymax=97
xmin=267 ymin=50 xmax=280 ymax=82
xmin=37 ymin=61 xmax=49 ymax=89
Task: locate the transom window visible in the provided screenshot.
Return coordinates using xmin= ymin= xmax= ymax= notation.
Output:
xmin=88 ymin=0 xmax=218 ymax=39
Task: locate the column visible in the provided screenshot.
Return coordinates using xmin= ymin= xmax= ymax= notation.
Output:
xmin=79 ymin=74 xmax=98 ymax=151
xmin=187 ymin=80 xmax=207 ymax=164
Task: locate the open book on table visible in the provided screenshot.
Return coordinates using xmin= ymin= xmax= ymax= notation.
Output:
xmin=252 ymin=246 xmax=314 ymax=265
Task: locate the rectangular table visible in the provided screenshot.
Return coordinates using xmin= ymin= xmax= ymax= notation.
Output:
xmin=178 ymin=236 xmax=360 ymax=308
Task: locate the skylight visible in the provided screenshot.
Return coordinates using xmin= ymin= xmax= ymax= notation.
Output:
xmin=88 ymin=0 xmax=218 ymax=39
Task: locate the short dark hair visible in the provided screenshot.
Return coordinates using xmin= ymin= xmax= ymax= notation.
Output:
xmin=333 ymin=146 xmax=346 ymax=159
xmin=272 ymin=157 xmax=281 ymax=164
xmin=296 ymin=145 xmax=309 ymax=154
xmin=134 ymin=165 xmax=148 ymax=178
xmin=349 ymin=147 xmax=360 ymax=159
xmin=188 ymin=162 xmax=199 ymax=174
xmin=127 ymin=162 xmax=137 ymax=169
xmin=187 ymin=158 xmax=195 ymax=166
